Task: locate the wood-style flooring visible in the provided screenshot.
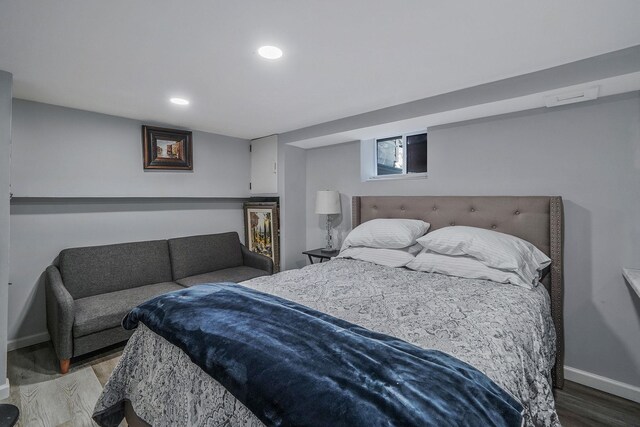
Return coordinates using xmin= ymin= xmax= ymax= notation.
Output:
xmin=0 ymin=341 xmax=124 ymax=427
xmin=555 ymin=380 xmax=640 ymax=426
xmin=1 ymin=341 xmax=639 ymax=426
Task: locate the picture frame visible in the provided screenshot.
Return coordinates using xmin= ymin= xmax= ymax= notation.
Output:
xmin=244 ymin=202 xmax=280 ymax=272
xmin=142 ymin=125 xmax=193 ymax=170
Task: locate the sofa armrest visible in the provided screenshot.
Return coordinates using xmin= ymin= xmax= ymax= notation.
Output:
xmin=241 ymin=245 xmax=274 ymax=274
xmin=45 ymin=265 xmax=75 ymax=360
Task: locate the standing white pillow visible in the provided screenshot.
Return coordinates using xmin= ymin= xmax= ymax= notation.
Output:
xmin=342 ymin=219 xmax=430 ymax=250
xmin=416 ymin=226 xmax=550 ymax=285
xmin=407 ymin=251 xmax=536 ymax=289
xmin=338 ymin=244 xmax=423 ymax=268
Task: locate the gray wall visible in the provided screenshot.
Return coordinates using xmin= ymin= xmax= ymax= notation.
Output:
xmin=0 ymin=71 xmax=12 ymax=397
xmin=278 ymin=142 xmax=307 ymax=270
xmin=11 ymin=100 xmax=250 ymax=197
xmin=306 ymin=93 xmax=640 ymax=387
xmin=8 ymin=100 xmax=251 ymax=345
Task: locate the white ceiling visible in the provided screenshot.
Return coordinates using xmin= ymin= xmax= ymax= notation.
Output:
xmin=1 ymin=1 xmax=640 ymax=140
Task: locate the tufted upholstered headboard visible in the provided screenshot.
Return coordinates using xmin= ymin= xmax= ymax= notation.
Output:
xmin=352 ymin=195 xmax=564 ymax=389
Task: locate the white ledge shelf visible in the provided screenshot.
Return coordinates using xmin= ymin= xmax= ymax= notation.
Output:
xmin=9 ymin=196 xmax=253 ymax=203
xmin=622 ymin=268 xmax=640 ymax=298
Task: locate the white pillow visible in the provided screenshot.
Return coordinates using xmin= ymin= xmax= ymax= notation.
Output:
xmin=341 ymin=219 xmax=430 ymax=250
xmin=337 ymin=244 xmax=422 ymax=268
xmin=407 ymin=251 xmax=536 ymax=289
xmin=416 ymin=226 xmax=551 ymax=285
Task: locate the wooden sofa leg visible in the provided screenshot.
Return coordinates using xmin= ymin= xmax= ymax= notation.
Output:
xmin=60 ymin=359 xmax=70 ymax=374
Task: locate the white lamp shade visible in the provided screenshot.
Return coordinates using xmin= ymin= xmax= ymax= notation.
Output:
xmin=315 ymin=190 xmax=341 ymax=215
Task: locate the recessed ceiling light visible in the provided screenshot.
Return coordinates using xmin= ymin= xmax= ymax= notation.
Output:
xmin=170 ymin=97 xmax=189 ymax=105
xmin=257 ymin=45 xmax=283 ymax=60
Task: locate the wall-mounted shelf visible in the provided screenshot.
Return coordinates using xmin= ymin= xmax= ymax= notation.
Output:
xmin=10 ymin=196 xmax=251 ymax=203
xmin=9 ymin=196 xmax=278 ymax=214
xmin=622 ymin=268 xmax=640 ymax=298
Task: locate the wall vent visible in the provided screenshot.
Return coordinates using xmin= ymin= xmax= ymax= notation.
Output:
xmin=544 ymin=86 xmax=599 ymax=108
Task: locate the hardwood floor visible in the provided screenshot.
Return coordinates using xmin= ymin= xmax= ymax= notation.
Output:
xmin=0 ymin=341 xmax=124 ymax=427
xmin=1 ymin=341 xmax=639 ymax=426
xmin=555 ymin=381 xmax=640 ymax=426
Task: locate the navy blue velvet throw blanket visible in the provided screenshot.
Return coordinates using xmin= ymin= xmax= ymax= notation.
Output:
xmin=121 ymin=283 xmax=523 ymax=426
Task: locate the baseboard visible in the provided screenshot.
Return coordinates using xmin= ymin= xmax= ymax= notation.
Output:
xmin=0 ymin=378 xmax=9 ymax=400
xmin=565 ymin=365 xmax=640 ymax=403
xmin=7 ymin=331 xmax=50 ymax=351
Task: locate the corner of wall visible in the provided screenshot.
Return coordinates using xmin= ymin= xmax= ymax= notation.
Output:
xmin=0 ymin=69 xmax=13 ymax=397
xmin=277 ymin=140 xmax=308 ymax=270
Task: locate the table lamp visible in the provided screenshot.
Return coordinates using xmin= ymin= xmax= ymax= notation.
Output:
xmin=315 ymin=190 xmax=341 ymax=253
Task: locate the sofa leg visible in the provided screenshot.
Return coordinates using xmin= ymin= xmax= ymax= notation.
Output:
xmin=60 ymin=359 xmax=70 ymax=374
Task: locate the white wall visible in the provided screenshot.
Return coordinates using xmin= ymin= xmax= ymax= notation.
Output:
xmin=8 ymin=100 xmax=251 ymax=346
xmin=305 ymin=93 xmax=640 ymax=390
xmin=11 ymin=100 xmax=250 ymax=197
xmin=272 ymin=137 xmax=307 ymax=271
xmin=0 ymin=71 xmax=12 ymax=399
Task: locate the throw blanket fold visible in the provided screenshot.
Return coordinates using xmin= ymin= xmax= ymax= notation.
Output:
xmin=108 ymin=283 xmax=523 ymax=427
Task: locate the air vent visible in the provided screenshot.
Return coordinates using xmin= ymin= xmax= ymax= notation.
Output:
xmin=544 ymin=86 xmax=599 ymax=108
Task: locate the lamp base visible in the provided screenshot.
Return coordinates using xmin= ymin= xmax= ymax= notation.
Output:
xmin=320 ymin=248 xmax=339 ymax=255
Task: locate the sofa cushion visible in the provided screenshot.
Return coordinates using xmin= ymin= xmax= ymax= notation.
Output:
xmin=60 ymin=240 xmax=173 ymax=299
xmin=168 ymin=232 xmax=243 ymax=280
xmin=73 ymin=282 xmax=184 ymax=337
xmin=176 ymin=266 xmax=269 ymax=287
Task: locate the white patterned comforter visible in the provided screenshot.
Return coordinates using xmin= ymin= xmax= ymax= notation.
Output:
xmin=94 ymin=259 xmax=559 ymax=426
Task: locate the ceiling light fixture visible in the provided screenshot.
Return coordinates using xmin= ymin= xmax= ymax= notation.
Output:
xmin=170 ymin=97 xmax=190 ymax=106
xmin=257 ymin=45 xmax=283 ymax=60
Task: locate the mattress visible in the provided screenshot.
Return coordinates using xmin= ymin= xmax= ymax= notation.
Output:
xmin=93 ymin=259 xmax=559 ymax=426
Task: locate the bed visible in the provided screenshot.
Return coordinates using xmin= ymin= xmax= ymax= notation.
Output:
xmin=93 ymin=195 xmax=564 ymax=427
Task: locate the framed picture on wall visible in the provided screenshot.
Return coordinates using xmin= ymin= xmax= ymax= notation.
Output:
xmin=244 ymin=202 xmax=280 ymax=272
xmin=142 ymin=125 xmax=193 ymax=170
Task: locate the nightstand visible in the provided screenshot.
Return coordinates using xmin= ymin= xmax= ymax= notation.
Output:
xmin=303 ymin=248 xmax=339 ymax=264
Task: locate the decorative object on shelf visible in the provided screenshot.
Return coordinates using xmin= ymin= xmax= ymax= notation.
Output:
xmin=244 ymin=202 xmax=280 ymax=272
xmin=315 ymin=190 xmax=341 ymax=254
xmin=142 ymin=125 xmax=193 ymax=170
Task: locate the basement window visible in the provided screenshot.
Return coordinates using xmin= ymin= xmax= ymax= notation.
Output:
xmin=376 ymin=136 xmax=404 ymax=175
xmin=366 ymin=131 xmax=428 ymax=180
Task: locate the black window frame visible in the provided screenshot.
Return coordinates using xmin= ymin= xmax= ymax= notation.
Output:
xmin=374 ymin=131 xmax=427 ymax=177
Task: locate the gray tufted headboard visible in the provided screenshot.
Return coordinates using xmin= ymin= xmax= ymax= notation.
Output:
xmin=352 ymin=195 xmax=564 ymax=389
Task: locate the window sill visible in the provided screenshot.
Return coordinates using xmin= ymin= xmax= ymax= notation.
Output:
xmin=365 ymin=173 xmax=428 ymax=182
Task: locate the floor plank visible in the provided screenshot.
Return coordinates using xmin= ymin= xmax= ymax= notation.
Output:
xmin=1 ymin=341 xmax=123 ymax=427
xmin=555 ymin=381 xmax=640 ymax=426
xmin=91 ymin=356 xmax=121 ymax=388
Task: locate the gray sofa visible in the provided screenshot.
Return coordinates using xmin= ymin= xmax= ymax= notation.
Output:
xmin=45 ymin=232 xmax=273 ymax=373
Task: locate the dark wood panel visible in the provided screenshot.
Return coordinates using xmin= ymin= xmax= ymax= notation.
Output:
xmin=555 ymin=381 xmax=640 ymax=426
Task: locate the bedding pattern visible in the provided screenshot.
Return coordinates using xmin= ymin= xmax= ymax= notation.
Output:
xmin=93 ymin=259 xmax=559 ymax=426
xmin=95 ymin=283 xmax=523 ymax=426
